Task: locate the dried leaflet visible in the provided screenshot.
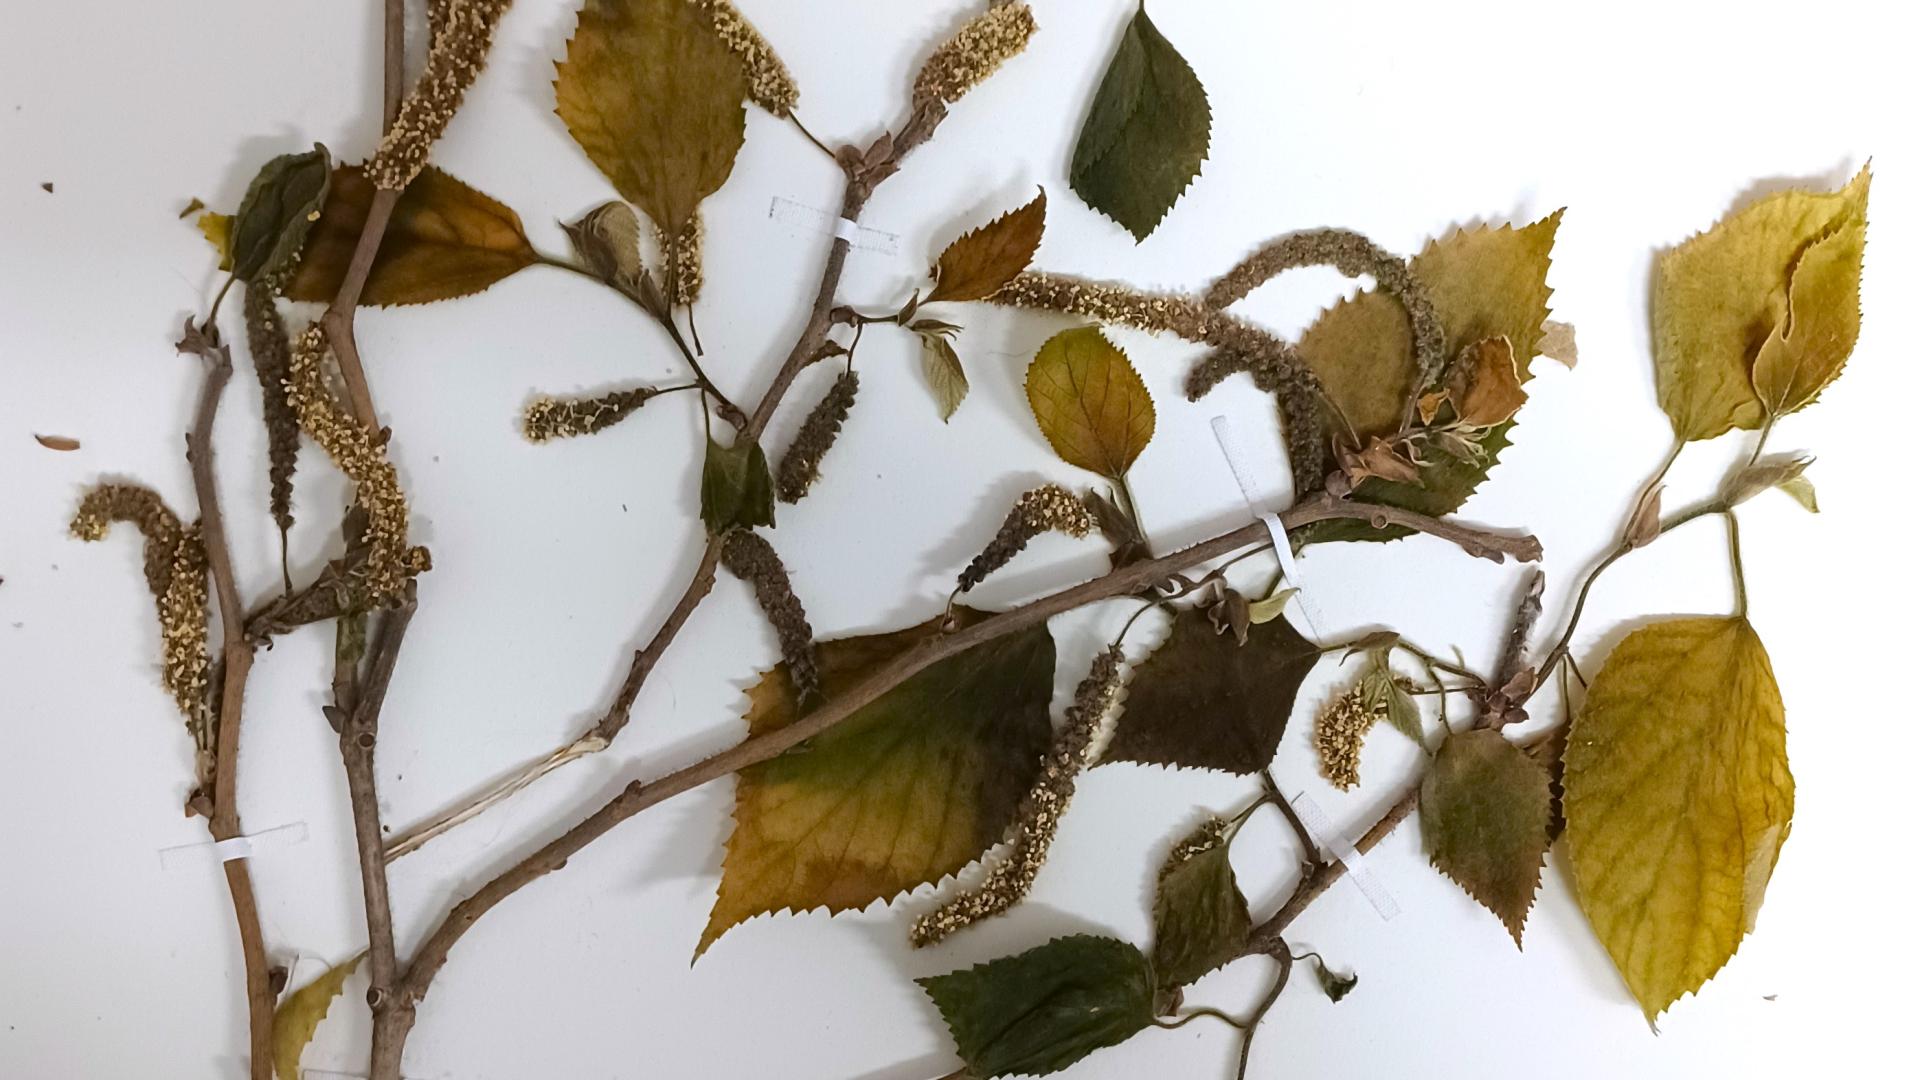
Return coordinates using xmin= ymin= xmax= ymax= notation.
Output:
xmin=562 ymin=200 xmax=644 ymax=285
xmin=1025 ymin=327 xmax=1155 ymax=480
xmin=1420 ymin=729 xmax=1552 ymax=946
xmin=272 ymin=954 xmax=364 ymax=1080
xmin=927 ymin=189 xmax=1046 ymax=303
xmin=1070 ymin=4 xmax=1209 ymax=240
xmin=1150 ymin=815 xmax=1252 ymax=987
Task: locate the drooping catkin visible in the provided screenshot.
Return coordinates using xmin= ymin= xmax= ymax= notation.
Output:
xmin=721 ymin=529 xmax=820 ymax=701
xmin=71 ymin=484 xmax=181 ymax=595
xmin=775 ymin=369 xmax=858 ymax=503
xmin=244 ymin=284 xmax=299 ymax=540
xmin=1313 ymin=683 xmax=1385 ymax=791
xmin=522 ymin=387 xmax=659 ymax=442
xmin=957 ymin=484 xmax=1095 ymax=592
xmin=912 ymin=2 xmax=1037 ymax=105
xmin=285 ymin=326 xmax=430 ymax=603
xmin=368 ymin=0 xmax=513 ymax=191
xmin=911 ymin=646 xmax=1124 ymax=946
xmin=658 ymin=213 xmax=704 ymax=304
xmin=690 ymin=0 xmax=799 ymax=116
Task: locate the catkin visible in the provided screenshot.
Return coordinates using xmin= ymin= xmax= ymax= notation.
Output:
xmin=957 ymin=484 xmax=1094 ymax=592
xmin=1313 ymin=683 xmax=1385 ymax=790
xmin=912 ymin=2 xmax=1037 ymax=105
xmin=775 ymin=370 xmax=858 ymax=503
xmin=244 ymin=284 xmax=299 ymax=540
xmin=911 ymin=646 xmax=1124 ymax=946
xmin=523 ymin=387 xmax=659 ymax=442
xmin=722 ymin=529 xmax=820 ymax=701
xmin=690 ymin=0 xmax=799 ymax=116
xmin=658 ymin=213 xmax=704 ymax=305
xmin=368 ymin=0 xmax=513 ymax=190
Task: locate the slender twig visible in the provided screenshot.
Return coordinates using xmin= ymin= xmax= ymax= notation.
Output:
xmin=1262 ymin=768 xmax=1325 ymax=875
xmin=1236 ymin=951 xmax=1292 ymax=1080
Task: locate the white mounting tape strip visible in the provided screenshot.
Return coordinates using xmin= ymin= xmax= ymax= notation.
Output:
xmin=1289 ymin=791 xmax=1400 ymax=921
xmin=767 ymin=195 xmax=899 ymax=255
xmin=1209 ymin=415 xmax=1321 ymax=633
xmin=159 ymin=821 xmax=309 ymax=869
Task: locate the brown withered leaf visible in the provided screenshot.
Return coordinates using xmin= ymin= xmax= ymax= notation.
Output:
xmin=1624 ymin=484 xmax=1664 ymax=549
xmin=1026 ymin=327 xmax=1156 ymax=479
xmin=700 ymin=610 xmax=1055 ymax=957
xmin=1420 ymin=729 xmax=1552 ymax=946
xmin=1447 ymin=336 xmax=1527 ymax=427
xmin=928 ymin=189 xmax=1047 ymax=303
xmin=286 ymin=166 xmax=538 ymax=306
xmin=1337 ymin=437 xmax=1422 ymax=486
xmin=1723 ymin=454 xmax=1814 ymax=509
xmin=1417 ymin=390 xmax=1448 ymax=425
xmin=555 ymin=0 xmax=748 ymax=238
xmin=1106 ymin=607 xmax=1320 ymax=774
xmin=1538 ymin=319 xmax=1578 ymax=368
xmin=562 ymin=200 xmax=644 ymax=285
xmin=33 ymin=434 xmax=80 ymax=452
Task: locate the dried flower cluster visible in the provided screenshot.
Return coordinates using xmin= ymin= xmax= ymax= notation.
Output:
xmin=368 ymin=0 xmax=513 ymax=190
xmin=1313 ymin=682 xmax=1387 ymax=790
xmin=244 ymin=286 xmax=299 ymax=541
xmin=659 ymin=213 xmax=704 ymax=304
xmin=70 ymin=485 xmax=214 ymax=782
xmin=523 ymin=386 xmax=660 ymax=442
xmin=957 ymin=483 xmax=1095 ymax=592
xmin=775 ymin=369 xmax=858 ymax=502
xmin=911 ymin=646 xmax=1123 ymax=946
xmin=691 ymin=0 xmax=799 ymax=116
xmin=286 ymin=327 xmax=431 ymax=601
xmin=912 ymin=2 xmax=1037 ymax=105
xmin=721 ymin=529 xmax=819 ymax=701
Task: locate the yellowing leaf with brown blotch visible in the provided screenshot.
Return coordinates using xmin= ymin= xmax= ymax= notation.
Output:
xmin=1447 ymin=336 xmax=1527 ymax=427
xmin=1420 ymin=729 xmax=1551 ymax=946
xmin=1653 ymin=167 xmax=1870 ymax=441
xmin=699 ymin=610 xmax=1055 ymax=957
xmin=555 ymin=0 xmax=747 ymax=237
xmin=271 ymin=953 xmax=363 ymax=1080
xmin=1564 ymin=617 xmax=1793 ymax=1022
xmin=1751 ymin=192 xmax=1869 ymax=417
xmin=928 ymin=189 xmax=1047 ymax=303
xmin=285 ymin=166 xmax=538 ymax=306
xmin=1025 ymin=327 xmax=1155 ymax=479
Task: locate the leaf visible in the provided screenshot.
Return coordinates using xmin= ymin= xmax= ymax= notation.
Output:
xmin=699 ymin=435 xmax=775 ymax=534
xmin=700 ymin=611 xmax=1055 ymax=956
xmin=1723 ymin=454 xmax=1814 ymax=509
xmin=920 ymin=331 xmax=970 ymax=420
xmin=1025 ymin=327 xmax=1156 ymax=479
xmin=1653 ymin=167 xmax=1870 ymax=441
xmin=1420 ymin=729 xmax=1552 ymax=946
xmin=919 ymin=935 xmax=1157 ymax=1078
xmin=1107 ymin=607 xmax=1320 ymax=773
xmin=230 ymin=144 xmax=332 ymax=283
xmin=1538 ymin=319 xmax=1579 ymax=368
xmin=1336 ymin=436 xmax=1421 ymax=486
xmin=1151 ymin=817 xmax=1251 ymax=987
xmin=1362 ymin=653 xmax=1423 ymax=746
xmin=1777 ymin=475 xmax=1819 ymax=512
xmin=197 ymin=211 xmax=235 ymax=271
xmin=1447 ymin=336 xmax=1527 ymax=427
xmin=33 ymin=434 xmax=80 ymax=451
xmin=1312 ymin=958 xmax=1358 ymax=1003
xmin=1563 ymin=617 xmax=1794 ymax=1022
xmin=271 ymin=953 xmax=363 ymax=1080
xmin=555 ymin=0 xmax=748 ymax=237
xmin=928 ymin=189 xmax=1047 ymax=303
xmin=562 ymin=200 xmax=644 ymax=284
xmin=1068 ymin=5 xmax=1210 ymax=241
xmin=285 ymin=165 xmax=538 ymax=305
xmin=1246 ymin=583 xmax=1297 ymax=625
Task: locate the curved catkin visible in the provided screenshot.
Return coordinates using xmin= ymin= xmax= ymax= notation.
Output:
xmin=691 ymin=0 xmax=799 ymax=116
xmin=775 ymin=370 xmax=858 ymax=503
xmin=286 ymin=326 xmax=430 ymax=603
xmin=957 ymin=484 xmax=1094 ymax=592
xmin=912 ymin=2 xmax=1037 ymax=105
xmin=722 ymin=530 xmax=820 ymax=701
xmin=1313 ymin=683 xmax=1384 ymax=791
xmin=368 ymin=0 xmax=513 ymax=191
xmin=523 ymin=387 xmax=659 ymax=442
xmin=911 ymin=646 xmax=1124 ymax=947
xmin=244 ymin=285 xmax=299 ymax=539
xmin=658 ymin=213 xmax=704 ymax=305
xmin=71 ymin=484 xmax=182 ymax=595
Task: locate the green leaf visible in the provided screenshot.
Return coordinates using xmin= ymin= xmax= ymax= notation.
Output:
xmin=700 ymin=610 xmax=1055 ymax=956
xmin=230 ymin=144 xmax=332 ymax=283
xmin=555 ymin=0 xmax=748 ymax=237
xmin=700 ymin=435 xmax=775 ymax=534
xmin=928 ymin=189 xmax=1047 ymax=303
xmin=1654 ymin=167 xmax=1870 ymax=441
xmin=1563 ymin=617 xmax=1794 ymax=1022
xmin=1420 ymin=728 xmax=1552 ymax=946
xmin=271 ymin=953 xmax=363 ymax=1080
xmin=1363 ymin=652 xmax=1424 ymax=746
xmin=1025 ymin=327 xmax=1156 ymax=480
xmin=1311 ymin=957 xmax=1358 ymax=1003
xmin=285 ymin=165 xmax=538 ymax=306
xmin=920 ymin=331 xmax=970 ymax=421
xmin=1068 ymin=5 xmax=1210 ymax=241
xmin=1150 ymin=817 xmax=1251 ymax=987
xmin=920 ymin=935 xmax=1157 ymax=1077
xmin=1107 ymin=607 xmax=1320 ymax=773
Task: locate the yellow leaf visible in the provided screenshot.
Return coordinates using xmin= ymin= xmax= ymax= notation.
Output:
xmin=555 ymin=0 xmax=748 ymax=237
xmin=285 ymin=165 xmax=538 ymax=306
xmin=197 ymin=212 xmax=234 ymax=272
xmin=1025 ymin=327 xmax=1156 ymax=479
xmin=1751 ymin=194 xmax=1869 ymax=416
xmin=928 ymin=189 xmax=1047 ymax=303
xmin=1652 ymin=167 xmax=1870 ymax=441
xmin=271 ymin=953 xmax=363 ymax=1080
xmin=1563 ymin=617 xmax=1793 ymax=1022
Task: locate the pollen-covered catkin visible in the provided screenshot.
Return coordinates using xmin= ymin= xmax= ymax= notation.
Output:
xmin=690 ymin=0 xmax=799 ymax=116
xmin=911 ymin=646 xmax=1124 ymax=946
xmin=523 ymin=387 xmax=659 ymax=442
xmin=912 ymin=2 xmax=1037 ymax=105
xmin=658 ymin=213 xmax=704 ymax=304
xmin=1314 ymin=683 xmax=1385 ymax=790
xmin=368 ymin=0 xmax=513 ymax=190
xmin=957 ymin=484 xmax=1095 ymax=592
xmin=245 ymin=285 xmax=299 ymax=538
xmin=775 ymin=370 xmax=858 ymax=503
xmin=71 ymin=484 xmax=182 ymax=595
xmin=722 ymin=530 xmax=820 ymax=701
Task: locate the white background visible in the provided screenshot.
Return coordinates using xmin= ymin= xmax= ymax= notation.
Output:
xmin=3 ymin=2 xmax=1915 ymax=1077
